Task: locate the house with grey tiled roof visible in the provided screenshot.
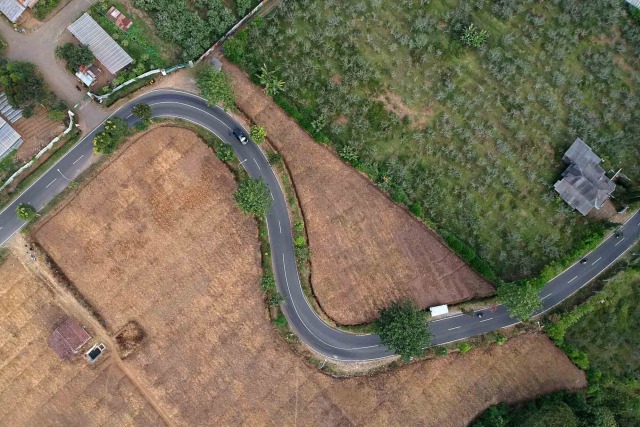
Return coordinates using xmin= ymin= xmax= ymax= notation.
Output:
xmin=554 ymin=138 xmax=615 ymax=215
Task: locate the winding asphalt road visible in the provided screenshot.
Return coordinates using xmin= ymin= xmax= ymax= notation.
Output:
xmin=1 ymin=90 xmax=638 ymax=362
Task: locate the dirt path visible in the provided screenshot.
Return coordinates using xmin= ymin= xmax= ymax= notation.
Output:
xmin=9 ymin=234 xmax=175 ymax=427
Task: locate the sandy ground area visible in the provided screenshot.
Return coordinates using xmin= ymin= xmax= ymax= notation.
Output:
xmin=32 ymin=126 xmax=585 ymax=426
xmin=221 ymin=57 xmax=495 ymax=325
xmin=0 ymin=253 xmax=163 ymax=427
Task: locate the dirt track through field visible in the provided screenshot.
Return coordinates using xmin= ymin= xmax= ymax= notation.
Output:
xmin=30 ymin=126 xmax=586 ymax=426
xmin=222 ymin=58 xmax=495 ymax=325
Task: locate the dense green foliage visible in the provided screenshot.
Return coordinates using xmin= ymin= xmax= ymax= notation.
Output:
xmin=132 ymin=0 xmax=259 ymax=61
xmin=0 ymin=61 xmax=51 ymax=109
xmin=233 ymin=177 xmax=273 ymax=216
xmin=32 ymin=0 xmax=63 ymax=20
xmin=476 ymin=267 xmax=640 ymax=426
xmin=225 ymin=0 xmax=640 ymax=282
xmin=16 ymin=203 xmax=37 ymax=221
xmin=132 ymin=103 xmax=153 ymax=123
xmin=250 ymin=125 xmax=266 ymax=144
xmin=461 ymin=24 xmax=489 ymax=48
xmin=88 ymin=0 xmax=170 ymax=87
xmin=55 ymin=43 xmax=95 ymax=72
xmin=497 ymin=279 xmax=542 ymax=320
xmin=93 ymin=117 xmax=129 ymax=154
xmin=196 ymin=67 xmax=235 ymax=110
xmin=375 ymin=300 xmax=430 ymax=361
xmin=0 ymin=150 xmax=18 ymax=183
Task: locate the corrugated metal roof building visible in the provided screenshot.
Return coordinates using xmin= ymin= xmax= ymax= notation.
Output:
xmin=0 ymin=0 xmax=27 ymax=23
xmin=68 ymin=13 xmax=133 ymax=74
xmin=0 ymin=116 xmax=22 ymax=161
xmin=554 ymin=138 xmax=615 ymax=215
xmin=627 ymin=0 xmax=640 ymax=9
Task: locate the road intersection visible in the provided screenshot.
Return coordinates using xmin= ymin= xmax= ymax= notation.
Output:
xmin=0 ymin=90 xmax=637 ymax=362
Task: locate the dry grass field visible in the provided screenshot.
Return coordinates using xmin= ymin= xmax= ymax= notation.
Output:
xmin=0 ymin=253 xmax=163 ymax=427
xmin=33 ymin=126 xmax=585 ymax=426
xmin=223 ymin=58 xmax=494 ymax=325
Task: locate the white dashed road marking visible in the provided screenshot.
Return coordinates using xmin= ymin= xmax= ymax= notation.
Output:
xmin=592 ymin=257 xmax=601 ymax=265
xmin=73 ymin=155 xmax=84 ymax=165
xmin=615 ymin=237 xmax=625 ymax=246
xmin=278 ymin=220 xmax=282 ymax=234
xmin=45 ymin=178 xmax=57 ymax=189
xmin=542 ymin=293 xmax=552 ymax=300
xmin=568 ymin=275 xmax=578 ymax=283
xmin=253 ymin=158 xmax=261 ymax=171
xmin=479 ymin=317 xmax=494 ymax=323
xmin=447 ymin=326 xmax=461 ymax=331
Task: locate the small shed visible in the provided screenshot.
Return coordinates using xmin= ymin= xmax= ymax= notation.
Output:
xmin=106 ymin=6 xmax=132 ymax=31
xmin=75 ymin=64 xmax=102 ymax=87
xmin=47 ymin=317 xmax=91 ymax=359
xmin=429 ymin=304 xmax=449 ymax=317
xmin=627 ymin=0 xmax=640 ymax=9
xmin=0 ymin=0 xmax=33 ymax=23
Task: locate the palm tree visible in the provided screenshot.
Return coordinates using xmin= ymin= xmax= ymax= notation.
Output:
xmin=259 ymin=64 xmax=285 ymax=96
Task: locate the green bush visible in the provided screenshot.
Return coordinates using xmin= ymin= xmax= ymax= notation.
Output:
xmin=233 ymin=177 xmax=273 ymax=216
xmin=260 ymin=274 xmax=276 ymax=292
xmin=458 ymin=342 xmax=472 ymax=354
xmin=250 ymin=124 xmax=266 ymax=144
xmin=216 ymin=143 xmax=235 ymax=162
xmin=92 ymin=117 xmax=129 ymax=154
xmin=32 ymin=0 xmax=63 ymax=20
xmin=435 ymin=346 xmax=448 ymax=356
xmin=497 ymin=279 xmax=542 ymax=320
xmin=16 ymin=203 xmax=37 ymax=221
xmin=196 ymin=67 xmax=235 ymax=110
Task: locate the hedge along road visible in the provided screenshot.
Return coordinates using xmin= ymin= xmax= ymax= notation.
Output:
xmin=0 ymin=90 xmax=638 ymax=362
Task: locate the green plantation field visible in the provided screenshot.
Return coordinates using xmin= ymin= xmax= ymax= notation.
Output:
xmin=226 ymin=0 xmax=640 ymax=280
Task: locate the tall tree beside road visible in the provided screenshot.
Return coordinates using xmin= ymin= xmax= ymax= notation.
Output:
xmin=0 ymin=61 xmax=50 ymax=108
xmin=16 ymin=203 xmax=37 ymax=222
xmin=132 ymin=103 xmax=153 ymax=123
xmin=497 ymin=279 xmax=542 ymax=320
xmin=233 ymin=178 xmax=273 ymax=216
xmin=376 ymin=300 xmax=430 ymax=361
xmin=93 ymin=117 xmax=130 ymax=154
xmin=196 ymin=67 xmax=235 ymax=110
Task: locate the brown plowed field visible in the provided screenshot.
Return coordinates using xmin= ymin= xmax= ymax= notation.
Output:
xmin=222 ymin=58 xmax=495 ymax=325
xmin=14 ymin=106 xmax=65 ymax=161
xmin=0 ymin=254 xmax=163 ymax=427
xmin=32 ymin=127 xmax=585 ymax=426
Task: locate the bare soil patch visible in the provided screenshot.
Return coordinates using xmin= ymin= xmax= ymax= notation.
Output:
xmin=376 ymin=90 xmax=433 ymax=129
xmin=13 ymin=106 xmax=65 ymax=161
xmin=32 ymin=126 xmax=585 ymax=425
xmin=223 ymin=57 xmax=494 ymax=325
xmin=0 ymin=253 xmax=163 ymax=427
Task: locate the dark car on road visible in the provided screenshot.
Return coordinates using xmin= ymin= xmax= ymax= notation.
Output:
xmin=233 ymin=129 xmax=248 ymax=145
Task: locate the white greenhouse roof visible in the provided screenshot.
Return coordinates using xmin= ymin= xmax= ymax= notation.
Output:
xmin=627 ymin=0 xmax=640 ymax=9
xmin=68 ymin=13 xmax=133 ymax=74
xmin=0 ymin=0 xmax=26 ymax=23
xmin=429 ymin=305 xmax=449 ymax=317
xmin=0 ymin=116 xmax=22 ymax=160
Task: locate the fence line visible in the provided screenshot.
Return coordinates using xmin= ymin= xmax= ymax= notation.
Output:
xmin=0 ymin=111 xmax=76 ymax=191
xmin=197 ymin=0 xmax=267 ymax=63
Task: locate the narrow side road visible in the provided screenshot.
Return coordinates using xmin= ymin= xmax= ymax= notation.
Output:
xmin=0 ymin=89 xmax=637 ymax=362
